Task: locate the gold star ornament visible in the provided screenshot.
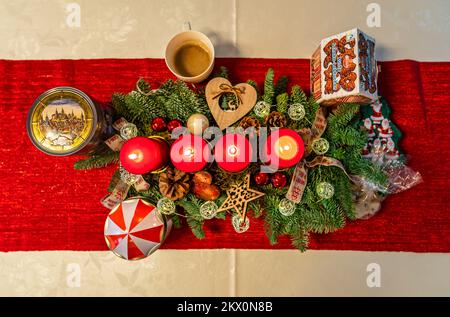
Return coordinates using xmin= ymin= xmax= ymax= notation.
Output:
xmin=218 ymin=174 xmax=265 ymax=220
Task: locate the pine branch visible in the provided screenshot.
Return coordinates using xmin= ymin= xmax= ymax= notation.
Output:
xmin=290 ymin=85 xmax=308 ymax=104
xmin=246 ymin=79 xmax=257 ymax=89
xmin=111 ymin=93 xmax=128 ymax=118
xmin=177 ymin=195 xmax=205 ymax=239
xmin=216 ymin=66 xmax=229 ymax=78
xmin=327 ymin=103 xmax=360 ymax=129
xmin=276 ymin=93 xmax=289 ymax=114
xmin=74 ymin=150 xmax=119 ymax=170
xmin=136 ymin=78 xmax=152 ymax=94
xmin=160 ymin=80 xmax=207 ymax=122
xmin=263 ymin=68 xmax=275 ymax=104
xmin=274 ymin=75 xmax=288 ymax=96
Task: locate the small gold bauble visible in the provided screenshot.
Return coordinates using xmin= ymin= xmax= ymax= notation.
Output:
xmin=287 ymin=103 xmax=306 ymax=121
xmin=199 ymin=201 xmax=219 ymax=219
xmin=278 ymin=198 xmax=296 ymax=216
xmin=157 ymin=197 xmax=176 ymax=215
xmin=187 ymin=113 xmax=209 ymax=136
xmin=312 ymin=138 xmax=330 ymax=155
xmin=253 ymin=101 xmax=271 ymax=118
xmin=316 ymin=182 xmax=335 ymax=199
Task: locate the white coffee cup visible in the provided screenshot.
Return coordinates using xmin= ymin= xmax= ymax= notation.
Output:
xmin=165 ymin=29 xmax=215 ymax=83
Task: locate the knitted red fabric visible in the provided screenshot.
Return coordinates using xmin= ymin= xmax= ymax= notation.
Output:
xmin=0 ymin=58 xmax=448 ymax=252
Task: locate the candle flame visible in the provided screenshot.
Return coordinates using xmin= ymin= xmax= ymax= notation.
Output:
xmin=275 ymin=136 xmax=297 ymax=161
xmin=128 ymin=153 xmax=138 ymax=160
xmin=183 ymin=147 xmax=195 ymax=157
xmin=128 ymin=150 xmax=143 ymax=163
xmin=227 ymin=145 xmax=239 ymax=157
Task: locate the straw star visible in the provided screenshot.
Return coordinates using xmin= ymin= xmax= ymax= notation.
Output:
xmin=218 ymin=174 xmax=265 ymax=220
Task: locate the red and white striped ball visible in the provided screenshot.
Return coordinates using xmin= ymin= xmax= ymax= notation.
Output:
xmin=104 ymin=197 xmax=172 ymax=260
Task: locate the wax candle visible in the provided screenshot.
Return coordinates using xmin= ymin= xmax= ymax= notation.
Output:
xmin=214 ymin=133 xmax=252 ymax=173
xmin=120 ymin=136 xmax=169 ymax=174
xmin=263 ymin=128 xmax=304 ymax=169
xmin=170 ymin=134 xmax=211 ymax=173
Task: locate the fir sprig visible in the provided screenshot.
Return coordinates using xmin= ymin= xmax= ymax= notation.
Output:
xmin=263 ymin=68 xmax=275 ymax=104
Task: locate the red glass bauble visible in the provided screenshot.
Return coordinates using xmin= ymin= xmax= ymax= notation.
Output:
xmin=254 ymin=172 xmax=270 ymax=186
xmin=151 ymin=117 xmax=167 ymax=132
xmin=271 ymin=172 xmax=287 ymax=188
xmin=167 ymin=119 xmax=183 ymax=133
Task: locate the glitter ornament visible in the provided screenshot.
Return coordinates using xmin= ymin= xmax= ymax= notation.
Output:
xmin=316 ymin=182 xmax=335 ymax=199
xmin=167 ymin=119 xmax=183 ymax=133
xmin=312 ymin=138 xmax=330 ymax=155
xmin=278 ymin=198 xmax=296 ymax=216
xmin=253 ymin=101 xmax=271 ymax=118
xmin=120 ymin=123 xmax=138 ymax=140
xmin=232 ymin=214 xmax=250 ymax=233
xmin=151 ymin=117 xmax=167 ymax=132
xmin=253 ymin=172 xmax=270 ymax=186
xmin=287 ymin=103 xmax=306 ymax=121
xmin=157 ymin=197 xmax=176 ymax=215
xmin=199 ymin=201 xmax=218 ymax=220
xmin=271 ymin=172 xmax=287 ymax=188
xmin=119 ymin=165 xmax=139 ymax=185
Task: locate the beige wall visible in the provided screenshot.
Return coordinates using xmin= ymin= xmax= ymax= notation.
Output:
xmin=1 ymin=0 xmax=449 ymax=60
xmin=1 ymin=0 xmax=449 ymax=296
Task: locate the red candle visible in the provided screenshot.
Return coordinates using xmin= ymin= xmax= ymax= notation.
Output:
xmin=214 ymin=133 xmax=252 ymax=173
xmin=120 ymin=136 xmax=169 ymax=174
xmin=263 ymin=128 xmax=304 ymax=169
xmin=170 ymin=134 xmax=211 ymax=173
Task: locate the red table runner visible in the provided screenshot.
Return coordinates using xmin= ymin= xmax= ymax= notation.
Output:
xmin=0 ymin=58 xmax=448 ymax=252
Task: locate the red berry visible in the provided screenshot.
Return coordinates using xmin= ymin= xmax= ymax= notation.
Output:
xmin=254 ymin=172 xmax=270 ymax=186
xmin=151 ymin=117 xmax=167 ymax=132
xmin=167 ymin=119 xmax=183 ymax=133
xmin=271 ymin=172 xmax=287 ymax=188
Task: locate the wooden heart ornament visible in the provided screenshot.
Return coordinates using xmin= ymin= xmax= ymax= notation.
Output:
xmin=205 ymin=77 xmax=257 ymax=130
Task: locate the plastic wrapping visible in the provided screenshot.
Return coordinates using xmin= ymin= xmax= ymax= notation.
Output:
xmin=351 ymin=175 xmax=385 ymax=219
xmin=382 ymin=159 xmax=423 ymax=195
xmin=353 ymin=154 xmax=423 ymax=219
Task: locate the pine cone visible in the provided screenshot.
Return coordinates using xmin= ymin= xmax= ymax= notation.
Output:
xmin=239 ymin=116 xmax=261 ymax=135
xmin=159 ymin=168 xmax=190 ymax=201
xmin=265 ymin=111 xmax=287 ymax=128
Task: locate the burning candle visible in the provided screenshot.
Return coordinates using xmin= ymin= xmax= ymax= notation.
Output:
xmin=170 ymin=134 xmax=211 ymax=173
xmin=214 ymin=133 xmax=252 ymax=173
xmin=263 ymin=128 xmax=304 ymax=169
xmin=120 ymin=136 xmax=169 ymax=174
